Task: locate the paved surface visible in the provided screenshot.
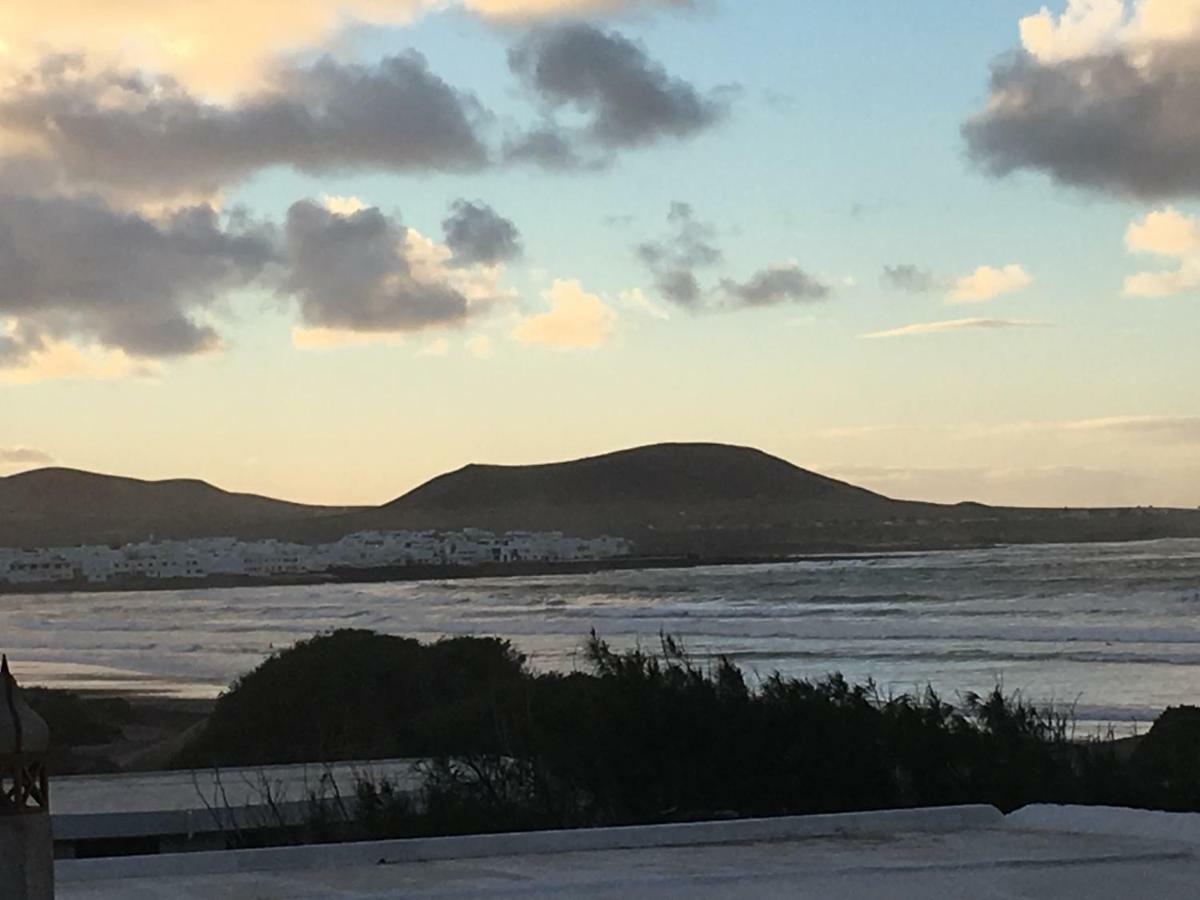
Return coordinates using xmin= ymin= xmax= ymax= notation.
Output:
xmin=57 ymin=825 xmax=1200 ymax=899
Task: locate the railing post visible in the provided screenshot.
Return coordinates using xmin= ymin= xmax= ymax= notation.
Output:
xmin=0 ymin=655 xmax=54 ymax=899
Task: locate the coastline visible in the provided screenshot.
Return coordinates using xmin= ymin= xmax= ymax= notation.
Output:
xmin=0 ymin=551 xmax=914 ymax=596
xmin=0 ymin=530 xmax=1191 ymax=596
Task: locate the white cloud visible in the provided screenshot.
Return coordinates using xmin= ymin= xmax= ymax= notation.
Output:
xmin=950 ymin=264 xmax=1033 ymax=302
xmin=513 ymin=279 xmax=617 ymax=349
xmin=1126 ymin=207 xmax=1200 ymax=255
xmin=0 ymin=2 xmax=681 ymax=97
xmin=404 ymin=228 xmax=516 ymax=307
xmin=863 ymin=318 xmax=1050 ymax=339
xmin=0 ymin=336 xmax=156 ymax=384
xmin=465 ymin=0 xmax=678 ymax=19
xmin=290 ymin=327 xmax=406 ymax=350
xmin=322 ymin=195 xmax=369 ymax=216
xmin=822 ymin=415 xmax=1200 ymax=443
xmin=1020 ymin=0 xmax=1129 ymax=63
xmin=618 ymin=288 xmax=670 ymax=320
xmin=418 ymin=337 xmax=451 ymax=357
xmin=466 ymin=335 xmax=494 ymax=359
xmin=1123 ymin=207 xmax=1200 ymax=296
xmin=1019 ymin=0 xmax=1200 ymax=64
xmin=1057 ymin=414 xmax=1200 ymax=441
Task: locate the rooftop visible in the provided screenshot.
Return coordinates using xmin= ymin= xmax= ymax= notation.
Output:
xmin=55 ymin=804 xmax=1200 ymax=899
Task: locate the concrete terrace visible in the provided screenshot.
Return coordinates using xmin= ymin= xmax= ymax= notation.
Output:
xmin=56 ymin=805 xmax=1200 ymax=899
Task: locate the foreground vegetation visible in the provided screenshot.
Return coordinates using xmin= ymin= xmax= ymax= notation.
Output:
xmin=174 ymin=629 xmax=1200 ymax=839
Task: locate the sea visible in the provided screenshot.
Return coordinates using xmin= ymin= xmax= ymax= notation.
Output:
xmin=5 ymin=538 xmax=1200 ymax=734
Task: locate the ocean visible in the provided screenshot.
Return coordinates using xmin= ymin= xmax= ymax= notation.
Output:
xmin=5 ymin=538 xmax=1200 ymax=733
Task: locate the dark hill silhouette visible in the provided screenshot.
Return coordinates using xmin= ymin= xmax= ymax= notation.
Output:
xmin=6 ymin=445 xmax=1197 ymax=554
xmin=329 ymin=443 xmax=901 ymax=541
xmin=0 ymin=468 xmax=353 ymax=548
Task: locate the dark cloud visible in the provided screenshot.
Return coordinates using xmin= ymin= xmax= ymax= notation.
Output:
xmin=882 ymin=264 xmax=941 ymax=293
xmin=963 ymin=42 xmax=1200 ymax=200
xmin=442 ymin=201 xmax=523 ymax=267
xmin=501 ymin=127 xmax=587 ymax=170
xmin=635 ymin=202 xmax=723 ymax=307
xmin=0 ymin=53 xmax=490 ymax=199
xmin=508 ymin=24 xmax=727 ymax=154
xmin=0 ymin=188 xmax=274 ymax=363
xmin=283 ymin=201 xmax=470 ymax=333
xmin=721 ymin=264 xmax=830 ymax=307
xmin=636 ymin=203 xmax=829 ymax=310
xmin=0 ymin=448 xmax=53 ymax=465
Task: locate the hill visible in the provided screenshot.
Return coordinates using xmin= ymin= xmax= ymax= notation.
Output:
xmin=0 ymin=468 xmax=354 ymax=548
xmin=5 ymin=445 xmax=1198 ymax=555
xmin=322 ymin=443 xmax=905 ymax=549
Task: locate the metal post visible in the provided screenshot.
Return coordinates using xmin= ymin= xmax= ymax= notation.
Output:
xmin=0 ymin=655 xmax=54 ymax=899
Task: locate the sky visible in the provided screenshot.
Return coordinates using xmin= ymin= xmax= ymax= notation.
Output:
xmin=1 ymin=0 xmax=1199 ymax=508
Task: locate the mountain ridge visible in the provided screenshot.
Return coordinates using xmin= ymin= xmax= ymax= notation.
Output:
xmin=3 ymin=443 xmax=1198 ymax=553
xmin=0 ymin=443 xmax=894 ymax=548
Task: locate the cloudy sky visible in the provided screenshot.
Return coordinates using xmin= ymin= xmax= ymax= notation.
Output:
xmin=1 ymin=0 xmax=1198 ymax=507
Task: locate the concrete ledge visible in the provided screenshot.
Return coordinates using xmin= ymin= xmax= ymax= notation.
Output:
xmin=58 ymin=804 xmax=1001 ymax=883
xmin=1008 ymin=805 xmax=1200 ymax=845
xmin=53 ymin=800 xmax=314 ymax=841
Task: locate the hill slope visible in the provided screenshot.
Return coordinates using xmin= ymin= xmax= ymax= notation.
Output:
xmin=331 ymin=443 xmax=900 ymax=541
xmin=0 ymin=468 xmax=353 ymax=548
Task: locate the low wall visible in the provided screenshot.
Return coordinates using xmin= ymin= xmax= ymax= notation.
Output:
xmin=58 ymin=804 xmax=1002 ymax=883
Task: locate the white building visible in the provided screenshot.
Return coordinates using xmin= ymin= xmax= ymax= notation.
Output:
xmin=0 ymin=529 xmax=633 ymax=587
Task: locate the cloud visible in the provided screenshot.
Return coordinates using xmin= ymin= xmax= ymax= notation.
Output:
xmin=0 ymin=447 xmax=53 ymax=466
xmin=1018 ymin=0 xmax=1129 ymax=63
xmin=290 ymin=327 xmax=408 ymax=350
xmin=513 ymin=278 xmax=617 ymax=348
xmin=466 ymin=335 xmax=495 ymax=359
xmin=0 ymin=336 xmax=154 ymax=384
xmin=0 ymin=2 xmax=689 ymax=97
xmin=882 ymin=264 xmax=943 ymax=293
xmin=1123 ymin=207 xmax=1200 ymax=296
xmin=322 ymin=195 xmax=369 ymax=216
xmin=1017 ymin=0 xmax=1200 ymax=63
xmin=964 ymin=0 xmax=1200 ymax=200
xmin=283 ymin=200 xmax=473 ymax=336
xmin=442 ymin=200 xmax=523 ymax=267
xmin=466 ymin=0 xmax=690 ymax=20
xmin=822 ymin=462 xmax=1170 ymax=508
xmin=0 ymin=53 xmax=490 ymax=201
xmin=636 ymin=202 xmax=723 ymax=307
xmin=822 ymin=414 xmax=1200 ymax=445
xmin=619 ymin=288 xmax=670 ymax=320
xmin=950 ymin=264 xmax=1033 ymax=302
xmin=501 ymin=127 xmax=587 ymax=170
xmin=720 ymin=264 xmax=830 ymax=307
xmin=635 ymin=203 xmax=830 ymax=312
xmin=0 ymin=189 xmax=273 ymax=364
xmin=1058 ymin=414 xmax=1200 ymax=442
xmin=864 ymin=318 xmax=1050 ymax=339
xmin=508 ymin=24 xmax=727 ymax=163
xmin=418 ymin=337 xmax=452 ymax=357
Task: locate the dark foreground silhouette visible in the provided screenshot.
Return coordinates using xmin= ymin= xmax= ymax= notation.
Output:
xmin=146 ymin=629 xmax=1200 ymax=843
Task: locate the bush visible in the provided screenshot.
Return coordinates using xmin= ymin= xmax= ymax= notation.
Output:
xmin=174 ymin=629 xmax=527 ymax=767
xmin=25 ymin=688 xmax=131 ymax=747
xmin=175 ymin=629 xmax=1192 ymax=838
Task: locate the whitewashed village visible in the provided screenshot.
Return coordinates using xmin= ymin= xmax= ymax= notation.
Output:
xmin=0 ymin=529 xmax=633 ymax=587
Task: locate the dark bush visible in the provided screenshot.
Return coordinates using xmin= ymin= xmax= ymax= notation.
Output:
xmin=1132 ymin=706 xmax=1200 ymax=809
xmin=175 ymin=629 xmax=1194 ymax=838
xmin=25 ymin=688 xmax=131 ymax=747
xmin=174 ymin=629 xmax=527 ymax=767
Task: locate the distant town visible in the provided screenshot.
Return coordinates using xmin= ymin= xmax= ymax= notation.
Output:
xmin=0 ymin=530 xmax=633 ymax=588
